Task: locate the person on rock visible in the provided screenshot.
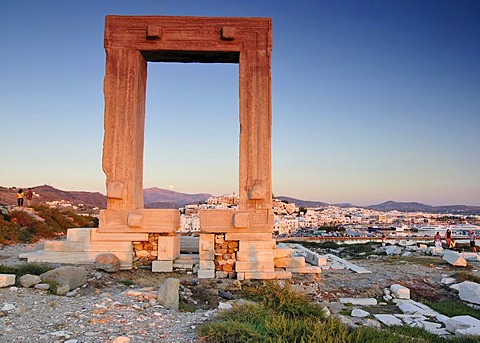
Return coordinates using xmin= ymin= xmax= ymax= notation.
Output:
xmin=24 ymin=188 xmax=33 ymax=207
xmin=469 ymin=230 xmax=477 ymax=253
xmin=434 ymin=231 xmax=442 ymax=249
xmin=445 ymin=229 xmax=452 ymax=249
xmin=17 ymin=188 xmax=24 ymax=207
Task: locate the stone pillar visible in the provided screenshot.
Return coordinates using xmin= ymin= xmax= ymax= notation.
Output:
xmin=102 ymin=48 xmax=147 ymax=210
xmin=239 ymin=47 xmax=272 ymax=211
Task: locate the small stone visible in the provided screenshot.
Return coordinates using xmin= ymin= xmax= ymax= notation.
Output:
xmin=218 ymin=290 xmax=234 ymax=300
xmin=57 ymin=284 xmax=71 ymax=296
xmin=351 ymin=308 xmax=369 ymax=318
xmin=84 ymin=332 xmax=100 ymax=337
xmin=1 ymin=303 xmax=15 ymax=311
xmin=19 ymin=274 xmax=41 ymax=288
xmin=34 ymin=283 xmax=50 ymax=290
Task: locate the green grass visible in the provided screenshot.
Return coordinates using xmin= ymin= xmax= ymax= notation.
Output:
xmin=423 ymin=298 xmax=480 ymax=320
xmin=119 ymin=279 xmax=135 ymax=287
xmin=0 ymin=262 xmax=53 ymax=286
xmin=454 ymin=271 xmax=480 ymax=284
xmin=198 ymin=282 xmax=480 ymax=343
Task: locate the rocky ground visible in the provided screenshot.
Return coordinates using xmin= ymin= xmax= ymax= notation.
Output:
xmin=0 ymin=241 xmax=477 ymax=342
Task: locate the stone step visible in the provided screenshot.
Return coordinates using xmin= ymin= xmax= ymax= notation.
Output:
xmin=44 ymin=241 xmax=132 ymax=252
xmin=239 ymin=270 xmax=292 ymax=280
xmin=19 ymin=251 xmax=133 ymax=269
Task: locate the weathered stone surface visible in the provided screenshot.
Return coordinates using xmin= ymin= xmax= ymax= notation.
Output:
xmin=198 ymin=269 xmax=215 ymax=279
xmin=390 ymin=284 xmax=410 ymax=299
xmin=274 ymin=256 xmax=305 ymax=268
xmin=157 ymin=278 xmax=180 ymax=310
xmin=0 ymin=274 xmax=16 ymax=288
xmin=152 ymin=260 xmax=173 ymax=273
xmin=351 ymin=309 xmax=370 ymax=318
xmin=19 ymin=274 xmax=41 ymax=288
xmin=445 ymin=315 xmax=480 ymax=334
xmin=40 ymin=266 xmax=87 ymax=291
xmin=441 ymin=277 xmax=457 ymax=285
xmin=95 ymin=253 xmax=121 ymax=272
xmin=457 ymin=281 xmax=480 ymax=305
xmin=339 ymin=298 xmax=377 ymax=306
xmin=386 ymin=246 xmax=402 ymax=256
xmin=442 ymin=250 xmax=467 ymax=267
xmin=157 ymin=235 xmax=180 ymax=261
xmin=374 ymin=314 xmax=403 ymax=326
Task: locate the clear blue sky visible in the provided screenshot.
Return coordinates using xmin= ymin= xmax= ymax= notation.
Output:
xmin=1 ymin=0 xmax=479 ymax=206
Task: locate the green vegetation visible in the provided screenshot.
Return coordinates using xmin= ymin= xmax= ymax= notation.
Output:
xmin=454 ymin=271 xmax=480 ymax=284
xmin=119 ymin=279 xmax=135 ymax=287
xmin=0 ymin=205 xmax=97 ymax=244
xmin=0 ymin=262 xmax=53 ymax=285
xmin=423 ymin=298 xmax=480 ymax=320
xmin=198 ymin=282 xmax=479 ymax=343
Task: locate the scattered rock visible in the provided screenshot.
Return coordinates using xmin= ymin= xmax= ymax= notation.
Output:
xmin=351 ymin=308 xmax=369 ymax=318
xmin=95 ymin=253 xmax=121 ymax=272
xmin=157 ymin=278 xmax=180 ymax=310
xmin=390 ymin=284 xmax=410 ymax=299
xmin=374 ymin=314 xmax=403 ymax=326
xmin=40 ymin=266 xmax=87 ymax=291
xmin=442 ymin=251 xmax=467 ymax=267
xmin=19 ymin=274 xmax=41 ymax=288
xmin=457 ymin=281 xmax=480 ymax=305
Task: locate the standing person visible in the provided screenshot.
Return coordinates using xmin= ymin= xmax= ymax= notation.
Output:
xmin=17 ymin=188 xmax=24 ymax=207
xmin=445 ymin=229 xmax=452 ymax=248
xmin=381 ymin=234 xmax=386 ymax=247
xmin=24 ymin=188 xmax=33 ymax=207
xmin=434 ymin=231 xmax=442 ymax=249
xmin=469 ymin=230 xmax=477 ymax=253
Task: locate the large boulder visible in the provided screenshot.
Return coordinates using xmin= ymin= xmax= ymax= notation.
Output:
xmin=40 ymin=266 xmax=87 ymax=292
xmin=442 ymin=250 xmax=467 ymax=267
xmin=157 ymin=278 xmax=180 ymax=311
xmin=445 ymin=315 xmax=480 ymax=335
xmin=95 ymin=253 xmax=121 ymax=273
xmin=457 ymin=281 xmax=480 ymax=305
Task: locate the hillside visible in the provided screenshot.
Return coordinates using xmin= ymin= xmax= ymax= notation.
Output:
xmin=0 ymin=185 xmax=106 ymax=208
xmin=277 ymin=196 xmax=328 ymax=208
xmin=144 ymin=187 xmax=212 ymax=209
xmin=0 ymin=185 xmax=212 ymax=210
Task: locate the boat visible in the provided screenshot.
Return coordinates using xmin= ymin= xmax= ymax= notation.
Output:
xmin=448 ymin=224 xmax=480 ymax=235
xmin=417 ymin=225 xmax=447 ymax=232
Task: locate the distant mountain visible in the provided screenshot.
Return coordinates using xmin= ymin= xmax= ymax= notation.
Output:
xmin=143 ymin=187 xmax=212 ymax=209
xmin=367 ymin=201 xmax=434 ymax=213
xmin=277 ymin=196 xmax=328 ymax=208
xmin=2 ymin=184 xmax=478 ymax=214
